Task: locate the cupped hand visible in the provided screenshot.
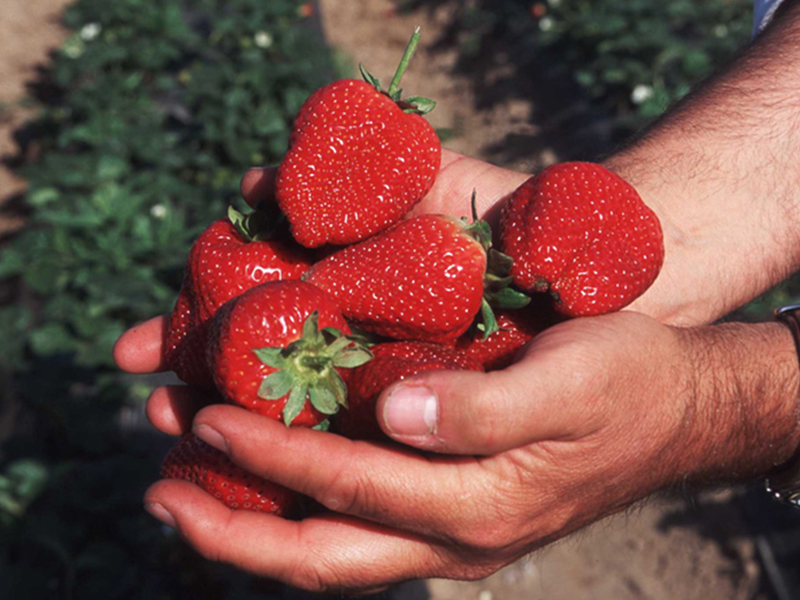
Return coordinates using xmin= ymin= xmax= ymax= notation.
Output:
xmin=118 ymin=310 xmax=741 ymax=593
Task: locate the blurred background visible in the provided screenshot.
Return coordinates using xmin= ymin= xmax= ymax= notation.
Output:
xmin=1 ymin=0 xmax=799 ymax=598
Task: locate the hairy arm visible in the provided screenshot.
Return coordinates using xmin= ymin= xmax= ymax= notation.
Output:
xmin=611 ymin=2 xmax=800 ymax=324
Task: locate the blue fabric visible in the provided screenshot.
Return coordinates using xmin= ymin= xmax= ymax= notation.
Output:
xmin=754 ymin=0 xmax=786 ymax=34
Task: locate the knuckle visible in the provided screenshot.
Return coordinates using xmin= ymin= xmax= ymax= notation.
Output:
xmin=318 ymin=455 xmax=379 ymax=517
xmin=449 ymin=519 xmax=514 ymax=555
xmin=461 ymin=376 xmax=515 ymax=448
xmin=287 ymin=556 xmax=338 ymax=593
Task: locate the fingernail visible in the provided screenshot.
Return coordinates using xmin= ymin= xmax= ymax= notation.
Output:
xmin=146 ymin=502 xmax=177 ymax=528
xmin=382 ymin=385 xmax=438 ymax=437
xmin=194 ymin=423 xmax=228 ymax=453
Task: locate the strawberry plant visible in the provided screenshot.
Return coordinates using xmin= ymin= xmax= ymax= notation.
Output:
xmin=0 ymin=0 xmax=334 ymax=597
xmin=400 ymin=0 xmax=751 ymax=132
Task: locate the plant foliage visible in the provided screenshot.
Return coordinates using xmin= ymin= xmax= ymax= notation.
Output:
xmin=402 ymin=0 xmax=752 ymax=129
xmin=0 ymin=0 xmax=330 ymax=597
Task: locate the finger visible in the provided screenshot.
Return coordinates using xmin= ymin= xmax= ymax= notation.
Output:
xmin=190 ymin=406 xmax=500 ymax=542
xmin=240 ymin=167 xmax=277 ymax=207
xmin=144 ymin=480 xmax=459 ymax=593
xmin=146 ymin=385 xmax=220 ymax=436
xmin=375 ymin=341 xmax=597 ymax=455
xmin=113 ymin=316 xmax=169 ymax=373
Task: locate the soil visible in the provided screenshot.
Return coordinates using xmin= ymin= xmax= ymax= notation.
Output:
xmin=0 ymin=0 xmax=72 ymax=236
xmin=0 ymin=0 xmax=770 ymax=598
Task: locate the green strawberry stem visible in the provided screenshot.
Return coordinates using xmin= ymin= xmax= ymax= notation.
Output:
xmin=228 ymin=204 xmax=286 ymax=243
xmin=463 ymin=191 xmax=530 ymax=339
xmin=253 ymin=312 xmax=373 ymax=426
xmin=387 ymin=27 xmax=421 ymax=98
xmin=360 ymin=27 xmax=436 ymax=116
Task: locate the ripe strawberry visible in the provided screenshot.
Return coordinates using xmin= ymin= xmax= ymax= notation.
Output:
xmin=161 ymin=434 xmax=297 ymax=516
xmin=166 ymin=206 xmax=312 ymax=386
xmin=276 ymin=29 xmax=441 ymax=248
xmin=302 ymin=207 xmax=529 ymax=344
xmin=207 ymin=281 xmax=372 ymax=427
xmin=335 ymin=342 xmax=483 ymax=441
xmin=500 ymin=162 xmax=664 ymax=317
xmin=455 ymin=309 xmax=542 ymax=371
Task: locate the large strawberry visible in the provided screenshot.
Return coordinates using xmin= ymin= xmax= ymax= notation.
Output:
xmin=161 ymin=434 xmax=297 ymax=516
xmin=276 ymin=28 xmax=441 ymax=248
xmin=207 ymin=281 xmax=372 ymax=427
xmin=500 ymin=162 xmax=664 ymax=317
xmin=455 ymin=309 xmax=543 ymax=371
xmin=302 ymin=206 xmax=529 ymax=344
xmin=335 ymin=342 xmax=483 ymax=441
xmin=166 ymin=206 xmax=312 ymax=386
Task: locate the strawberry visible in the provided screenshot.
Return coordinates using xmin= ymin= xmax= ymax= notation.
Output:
xmin=276 ymin=29 xmax=441 ymax=248
xmin=165 ymin=206 xmax=312 ymax=386
xmin=302 ymin=205 xmax=529 ymax=344
xmin=207 ymin=281 xmax=372 ymax=427
xmin=455 ymin=309 xmax=542 ymax=371
xmin=161 ymin=434 xmax=297 ymax=516
xmin=500 ymin=162 xmax=664 ymax=317
xmin=335 ymin=342 xmax=483 ymax=441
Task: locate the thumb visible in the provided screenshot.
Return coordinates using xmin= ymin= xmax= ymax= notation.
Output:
xmin=375 ymin=365 xmax=577 ymax=455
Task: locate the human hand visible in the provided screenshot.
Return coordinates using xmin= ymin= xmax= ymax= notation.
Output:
xmin=116 ymin=310 xmax=800 ymax=593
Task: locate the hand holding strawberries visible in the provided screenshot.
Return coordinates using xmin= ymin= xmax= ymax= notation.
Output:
xmin=120 ymin=311 xmax=800 ymax=592
xmin=112 ymin=20 xmax=800 ymax=594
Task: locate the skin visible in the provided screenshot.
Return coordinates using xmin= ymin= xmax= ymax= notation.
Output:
xmin=112 ymin=3 xmax=800 ymax=593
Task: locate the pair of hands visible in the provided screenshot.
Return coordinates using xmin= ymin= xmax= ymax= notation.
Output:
xmin=113 ymin=150 xmax=778 ymax=593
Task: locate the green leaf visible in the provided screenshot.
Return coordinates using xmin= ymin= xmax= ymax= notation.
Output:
xmin=312 ymin=419 xmax=331 ymax=432
xmin=308 ymin=385 xmax=339 ymax=415
xmin=359 ymin=64 xmax=382 ymax=90
xmin=324 ymin=335 xmax=354 ymax=357
xmin=490 ymin=288 xmax=532 ymax=310
xmin=283 ymin=384 xmax=308 ymax=426
xmin=479 ymin=298 xmax=500 ymax=340
xmin=405 ymin=96 xmax=436 ymax=115
xmin=302 ymin=311 xmax=321 ymax=345
xmin=488 ymin=249 xmax=514 ymax=278
xmin=332 ymin=348 xmax=373 ymax=369
xmin=258 ymin=369 xmax=294 ymax=400
xmin=326 ymin=370 xmax=348 ymax=409
xmin=253 ymin=347 xmax=287 ymax=368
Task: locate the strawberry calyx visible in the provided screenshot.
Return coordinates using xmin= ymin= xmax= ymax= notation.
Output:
xmin=462 ymin=192 xmax=530 ymax=338
xmin=252 ymin=312 xmax=373 ymax=426
xmin=228 ymin=202 xmax=286 ymax=243
xmin=359 ymin=27 xmax=436 ymax=116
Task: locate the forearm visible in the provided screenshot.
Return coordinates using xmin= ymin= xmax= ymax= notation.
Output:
xmin=677 ymin=321 xmax=800 ymax=482
xmin=606 ymin=3 xmax=800 ymax=325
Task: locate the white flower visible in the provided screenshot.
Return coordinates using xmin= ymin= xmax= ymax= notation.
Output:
xmin=539 ymin=16 xmax=555 ymax=32
xmin=64 ymin=39 xmax=84 ymax=59
xmin=254 ymin=31 xmax=273 ymax=49
xmin=80 ymin=23 xmax=102 ymax=41
xmin=150 ymin=204 xmax=168 ymax=220
xmin=714 ymin=24 xmax=729 ymax=38
xmin=631 ymin=84 xmax=654 ymax=104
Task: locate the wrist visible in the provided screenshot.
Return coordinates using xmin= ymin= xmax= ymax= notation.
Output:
xmin=675 ymin=322 xmax=800 ymax=483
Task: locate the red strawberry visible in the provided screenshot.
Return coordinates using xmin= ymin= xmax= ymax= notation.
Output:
xmin=276 ymin=29 xmax=441 ymax=248
xmin=455 ymin=309 xmax=542 ymax=371
xmin=166 ymin=206 xmax=312 ymax=386
xmin=161 ymin=434 xmax=297 ymax=516
xmin=336 ymin=342 xmax=483 ymax=441
xmin=303 ymin=209 xmax=529 ymax=344
xmin=207 ymin=281 xmax=372 ymax=427
xmin=500 ymin=162 xmax=664 ymax=317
